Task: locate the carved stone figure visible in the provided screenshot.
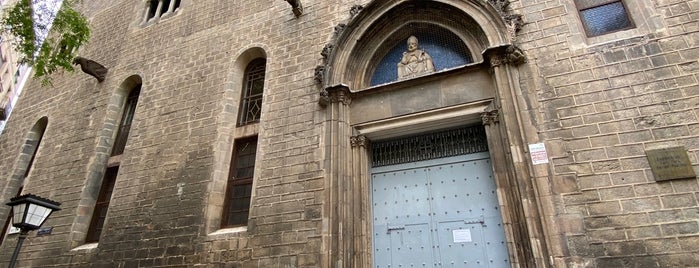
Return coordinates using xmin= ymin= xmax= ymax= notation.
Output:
xmin=73 ymin=57 xmax=108 ymax=82
xmin=397 ymin=36 xmax=435 ymax=80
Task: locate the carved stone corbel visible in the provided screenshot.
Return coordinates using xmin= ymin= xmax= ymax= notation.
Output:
xmin=284 ymin=0 xmax=303 ymax=17
xmin=485 ymin=45 xmax=527 ymax=67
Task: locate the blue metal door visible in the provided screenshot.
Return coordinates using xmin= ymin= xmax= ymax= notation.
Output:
xmin=372 ymin=152 xmax=510 ymax=268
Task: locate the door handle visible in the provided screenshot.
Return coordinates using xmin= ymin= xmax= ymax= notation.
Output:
xmin=387 ymin=224 xmax=405 ymax=234
xmin=464 ymin=215 xmax=486 ymax=227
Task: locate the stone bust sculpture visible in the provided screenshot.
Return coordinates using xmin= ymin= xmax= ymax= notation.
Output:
xmin=397 ymin=36 xmax=435 ymax=80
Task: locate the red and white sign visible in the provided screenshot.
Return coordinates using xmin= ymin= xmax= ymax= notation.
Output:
xmin=529 ymin=143 xmax=549 ymax=165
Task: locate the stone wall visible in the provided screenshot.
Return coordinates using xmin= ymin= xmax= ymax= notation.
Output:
xmin=0 ymin=0 xmax=696 ymax=267
xmin=517 ymin=0 xmax=699 ymax=266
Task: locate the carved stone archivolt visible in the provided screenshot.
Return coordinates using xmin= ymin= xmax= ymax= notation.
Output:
xmin=487 ymin=0 xmax=524 ymax=42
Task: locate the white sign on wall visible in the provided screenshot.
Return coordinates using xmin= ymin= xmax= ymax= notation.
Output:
xmin=528 ymin=143 xmax=549 ymax=165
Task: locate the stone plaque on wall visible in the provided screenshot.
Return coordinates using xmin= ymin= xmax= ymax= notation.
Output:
xmin=645 ymin=147 xmax=696 ymax=182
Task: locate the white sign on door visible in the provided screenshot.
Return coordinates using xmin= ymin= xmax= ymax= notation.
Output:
xmin=453 ymin=229 xmax=472 ymax=243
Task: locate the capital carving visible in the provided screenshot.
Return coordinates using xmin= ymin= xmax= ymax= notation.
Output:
xmin=481 ymin=106 xmax=500 ymax=126
xmin=319 ymin=84 xmax=351 ymax=107
xmin=350 ymin=135 xmax=367 ymax=148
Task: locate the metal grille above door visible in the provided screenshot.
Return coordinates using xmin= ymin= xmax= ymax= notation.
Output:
xmin=371 ymin=125 xmax=488 ymax=167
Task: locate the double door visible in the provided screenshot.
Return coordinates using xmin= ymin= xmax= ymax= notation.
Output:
xmin=372 ymin=152 xmax=510 ymax=267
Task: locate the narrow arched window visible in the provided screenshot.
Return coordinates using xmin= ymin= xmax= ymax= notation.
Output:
xmin=238 ymin=58 xmax=266 ymax=126
xmin=86 ymin=84 xmax=141 ymax=243
xmin=111 ymin=85 xmax=140 ymax=156
xmin=1 ymin=117 xmax=47 ymax=245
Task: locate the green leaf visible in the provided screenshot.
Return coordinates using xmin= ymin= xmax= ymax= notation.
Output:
xmin=2 ymin=0 xmax=90 ymax=86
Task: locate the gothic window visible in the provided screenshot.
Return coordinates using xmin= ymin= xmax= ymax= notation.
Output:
xmin=370 ymin=27 xmax=472 ymax=86
xmin=222 ymin=137 xmax=257 ymax=227
xmin=145 ymin=0 xmax=181 ymax=21
xmin=238 ymin=59 xmax=266 ymax=126
xmin=575 ymin=0 xmax=633 ymax=37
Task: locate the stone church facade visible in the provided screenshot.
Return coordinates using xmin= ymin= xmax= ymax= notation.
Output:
xmin=0 ymin=0 xmax=697 ymax=267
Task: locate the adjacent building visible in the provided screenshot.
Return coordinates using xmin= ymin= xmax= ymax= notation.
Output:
xmin=0 ymin=0 xmax=697 ymax=267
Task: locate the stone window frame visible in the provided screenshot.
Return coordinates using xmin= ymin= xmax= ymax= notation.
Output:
xmin=221 ymin=136 xmax=258 ymax=228
xmin=574 ymin=0 xmax=634 ymax=37
xmin=142 ymin=0 xmax=182 ymax=25
xmin=84 ymin=83 xmax=141 ymax=243
xmin=0 ymin=117 xmax=47 ymax=244
xmin=206 ymin=47 xmax=266 ymax=236
xmin=567 ymin=0 xmax=665 ymax=47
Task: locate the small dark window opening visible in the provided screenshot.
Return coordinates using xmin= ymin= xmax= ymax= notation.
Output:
xmin=174 ymin=0 xmax=181 ymax=10
xmin=160 ymin=0 xmax=171 ymax=14
xmin=112 ymin=85 xmax=141 ymax=156
xmin=85 ymin=166 xmax=119 ymax=243
xmin=575 ymin=0 xmax=634 ymax=37
xmin=238 ymin=59 xmax=266 ymax=126
xmin=147 ymin=0 xmax=158 ymax=19
xmin=222 ymin=137 xmax=257 ymax=227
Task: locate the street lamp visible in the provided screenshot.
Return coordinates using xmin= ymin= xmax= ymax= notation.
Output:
xmin=5 ymin=194 xmax=61 ymax=268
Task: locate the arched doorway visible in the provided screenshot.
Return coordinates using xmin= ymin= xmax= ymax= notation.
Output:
xmin=318 ymin=1 xmax=549 ymax=267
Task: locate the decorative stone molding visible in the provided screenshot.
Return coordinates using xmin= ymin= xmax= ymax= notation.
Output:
xmin=350 ymin=5 xmax=363 ymax=18
xmin=481 ymin=105 xmax=500 ymax=125
xmin=284 ymin=0 xmax=303 ymax=17
xmin=485 ymin=45 xmax=527 ymax=67
xmin=314 ymin=65 xmax=325 ymax=84
xmin=487 ymin=0 xmax=524 ymax=42
xmin=319 ymin=84 xmax=351 ymax=107
xmin=315 ymin=5 xmax=363 ymax=85
xmin=350 ymin=135 xmax=367 ymax=148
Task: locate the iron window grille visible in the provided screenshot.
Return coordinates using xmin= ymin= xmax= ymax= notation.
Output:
xmin=575 ymin=0 xmax=634 ymax=37
xmin=222 ymin=137 xmax=258 ymax=227
xmin=238 ymin=59 xmax=266 ymax=126
xmin=372 ymin=126 xmax=488 ymax=167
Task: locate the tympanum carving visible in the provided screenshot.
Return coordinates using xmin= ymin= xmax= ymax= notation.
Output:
xmin=397 ymin=36 xmax=435 ymax=80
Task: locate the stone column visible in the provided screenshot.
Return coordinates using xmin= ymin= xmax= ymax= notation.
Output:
xmin=321 ymin=85 xmax=353 ymax=268
xmin=487 ymin=45 xmax=551 ymax=268
xmin=350 ymin=135 xmax=370 ymax=267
